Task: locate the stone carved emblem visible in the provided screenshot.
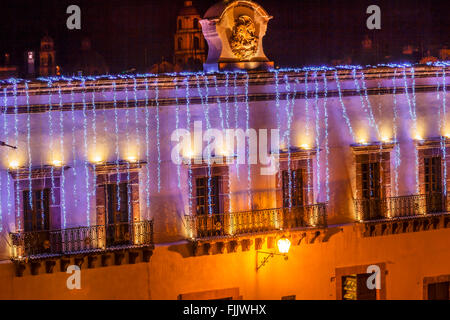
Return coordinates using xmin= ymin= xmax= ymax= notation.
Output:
xmin=229 ymin=15 xmax=258 ymax=60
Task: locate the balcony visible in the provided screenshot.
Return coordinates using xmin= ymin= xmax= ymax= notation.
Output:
xmin=185 ymin=203 xmax=327 ymax=240
xmin=10 ymin=220 xmax=154 ymax=261
xmin=355 ymin=193 xmax=447 ymax=221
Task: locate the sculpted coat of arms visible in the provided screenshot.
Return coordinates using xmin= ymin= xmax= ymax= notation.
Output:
xmin=229 ymin=15 xmax=258 ymax=60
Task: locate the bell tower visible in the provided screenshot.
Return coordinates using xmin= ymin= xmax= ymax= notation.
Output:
xmin=39 ymin=35 xmax=56 ymax=76
xmin=174 ymin=1 xmax=207 ymax=71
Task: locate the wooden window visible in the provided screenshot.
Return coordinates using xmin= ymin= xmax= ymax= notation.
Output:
xmin=23 ymin=189 xmax=50 ymax=232
xmin=282 ymin=169 xmax=304 ymax=208
xmin=193 ymin=18 xmax=199 ymax=29
xmin=178 ymin=38 xmax=182 ymax=50
xmin=195 ymin=176 xmax=220 ymax=215
xmin=361 ymin=162 xmax=381 ymax=200
xmin=427 ymin=281 xmax=450 ymax=300
xmin=106 ymin=183 xmax=129 ymax=225
xmin=360 ymin=161 xmax=382 ymax=219
xmin=424 ymin=156 xmax=443 ymax=212
xmin=105 ymin=183 xmax=130 ymax=246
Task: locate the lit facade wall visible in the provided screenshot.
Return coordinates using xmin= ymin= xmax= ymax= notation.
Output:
xmin=0 ymin=65 xmax=449 ymax=299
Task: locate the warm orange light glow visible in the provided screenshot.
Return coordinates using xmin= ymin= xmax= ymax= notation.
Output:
xmin=93 ymin=155 xmax=103 ymax=163
xmin=52 ymin=159 xmax=63 ymax=167
xmin=127 ymin=156 xmax=137 ymax=163
xmin=414 ymin=134 xmax=423 ymax=141
xmin=381 ymin=136 xmax=391 ymax=143
xmin=277 ymin=236 xmax=291 ymax=254
xmin=300 ymin=143 xmax=310 ymax=150
xmin=9 ymin=160 xmax=19 ymax=169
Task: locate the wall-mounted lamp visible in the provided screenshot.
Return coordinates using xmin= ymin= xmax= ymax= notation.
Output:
xmin=256 ymin=235 xmax=291 ymax=271
xmin=0 ymin=141 xmax=17 ymax=149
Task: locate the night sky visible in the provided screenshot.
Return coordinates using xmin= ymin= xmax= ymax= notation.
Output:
xmin=0 ymin=0 xmax=448 ymax=73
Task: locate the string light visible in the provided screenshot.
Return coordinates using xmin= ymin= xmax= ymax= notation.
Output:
xmin=174 ymin=77 xmax=181 ymax=190
xmin=70 ymin=81 xmax=78 ymax=208
xmin=25 ymin=82 xmax=33 ymax=212
xmin=314 ymin=72 xmax=321 ymax=202
xmin=392 ymin=70 xmax=401 ymax=196
xmin=113 ymin=81 xmax=121 ymax=213
xmin=81 ymin=78 xmax=91 ymax=225
xmin=155 ymin=78 xmax=161 ymax=193
xmin=233 ymin=73 xmax=240 ymax=180
xmin=185 ymin=76 xmax=193 ymax=215
xmin=334 ymin=71 xmax=356 ymax=141
xmin=402 ymin=67 xmax=419 ymax=194
xmin=245 ymin=72 xmax=252 ymax=209
xmin=322 ymin=72 xmax=330 ymax=202
xmin=58 ymin=84 xmax=67 ymax=228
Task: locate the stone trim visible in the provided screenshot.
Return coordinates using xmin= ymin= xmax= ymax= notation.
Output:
xmin=423 ymin=274 xmax=450 ymax=300
xmin=351 ymin=143 xmax=394 ymax=202
xmin=94 ymin=161 xmax=144 ymax=226
xmin=416 ymin=138 xmax=450 ymax=211
xmin=9 ymin=165 xmax=68 ymax=231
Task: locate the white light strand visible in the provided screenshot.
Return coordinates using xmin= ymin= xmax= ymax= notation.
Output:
xmin=442 ymin=68 xmax=447 ymax=196
xmin=185 ymin=76 xmax=193 ymax=215
xmin=25 ymin=82 xmax=33 ymax=211
xmin=155 ymin=79 xmax=161 ymax=193
xmin=81 ymin=79 xmax=91 ymax=225
xmin=144 ymin=78 xmax=151 ymax=215
xmin=70 ymin=82 xmax=78 ymax=208
xmin=284 ymin=74 xmax=292 ymax=208
xmin=174 ymin=77 xmax=181 ymax=190
xmin=402 ymin=67 xmax=419 ymax=194
xmin=47 ymin=81 xmax=56 ymax=209
xmin=245 ymin=73 xmax=252 ymax=209
xmin=124 ymin=80 xmax=132 ymax=222
xmin=334 ymin=71 xmax=356 ymax=141
xmin=233 ymin=73 xmax=240 ymax=180
xmin=392 ymin=70 xmax=401 ymax=196
xmin=314 ymin=72 xmax=321 ymax=202
xmin=58 ymin=84 xmax=67 ymax=228
xmin=113 ymin=81 xmax=121 ymax=212
xmin=322 ymin=73 xmax=330 ymax=202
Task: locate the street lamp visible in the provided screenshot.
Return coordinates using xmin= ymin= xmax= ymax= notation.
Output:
xmin=0 ymin=141 xmax=17 ymax=149
xmin=256 ymin=235 xmax=291 ymax=271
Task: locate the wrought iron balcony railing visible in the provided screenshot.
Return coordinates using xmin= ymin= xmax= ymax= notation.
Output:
xmin=10 ymin=220 xmax=153 ymax=260
xmin=355 ymin=193 xmax=446 ymax=221
xmin=185 ymin=203 xmax=327 ymax=239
